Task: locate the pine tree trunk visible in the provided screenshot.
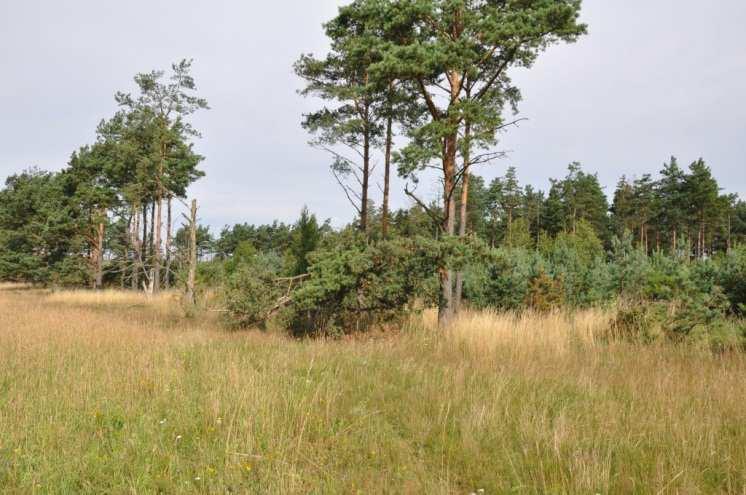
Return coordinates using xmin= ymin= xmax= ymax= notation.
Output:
xmin=165 ymin=196 xmax=172 ymax=289
xmin=454 ymin=121 xmax=471 ymax=314
xmin=94 ymin=221 xmax=104 ymax=290
xmin=672 ymin=226 xmax=677 ymax=255
xmin=149 ymin=200 xmax=155 ymax=259
xmin=438 ymin=132 xmax=458 ymax=327
xmin=132 ymin=206 xmax=140 ymax=290
xmin=360 ymin=107 xmax=370 ymax=237
xmin=153 ymin=195 xmax=162 ymax=293
xmin=381 ymin=114 xmax=393 ymax=239
xmin=142 ymin=203 xmax=148 ymax=264
xmin=699 ymin=212 xmax=705 ymax=258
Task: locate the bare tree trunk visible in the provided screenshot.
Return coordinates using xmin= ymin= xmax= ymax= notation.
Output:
xmin=149 ymin=200 xmax=155 ymax=254
xmin=454 ymin=121 xmax=471 ymax=314
xmin=153 ymin=195 xmax=162 ymax=293
xmin=185 ymin=199 xmax=198 ymax=306
xmin=381 ymin=114 xmax=393 ymax=239
xmin=699 ymin=213 xmax=705 ymax=258
xmin=165 ymin=196 xmax=172 ymax=289
xmin=142 ymin=203 xmax=148 ymax=264
xmin=132 ymin=206 xmax=141 ymax=290
xmin=94 ymin=221 xmax=105 ymax=290
xmin=360 ymin=106 xmax=370 ymax=237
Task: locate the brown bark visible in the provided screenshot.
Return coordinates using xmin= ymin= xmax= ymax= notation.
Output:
xmin=438 ymin=132 xmax=458 ymax=327
xmin=153 ymin=195 xmax=162 ymax=293
xmin=381 ymin=114 xmax=393 ymax=239
xmin=454 ymin=121 xmax=471 ymax=314
xmin=435 ymin=65 xmax=463 ymax=327
xmin=672 ymin=226 xmax=677 ymax=254
xmin=360 ymin=110 xmax=370 ymax=236
xmin=132 ymin=206 xmax=141 ymax=290
xmin=165 ymin=196 xmax=172 ymax=289
xmin=149 ymin=200 xmax=155 ymax=257
xmin=94 ymin=221 xmax=105 ymax=290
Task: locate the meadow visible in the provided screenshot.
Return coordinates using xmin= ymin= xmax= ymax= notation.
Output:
xmin=1 ymin=285 xmax=745 ymax=494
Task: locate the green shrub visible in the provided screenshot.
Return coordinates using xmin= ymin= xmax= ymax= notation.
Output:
xmin=716 ymin=246 xmax=746 ymax=315
xmin=612 ymin=288 xmax=745 ymax=352
xmin=220 ymin=236 xmax=482 ymax=335
xmin=464 ymin=248 xmax=547 ymax=311
xmin=222 ymin=253 xmax=285 ymax=328
xmin=524 ymin=270 xmax=564 ymax=312
xmin=612 ymin=301 xmax=668 ymax=344
xmin=287 ymin=236 xmax=444 ymax=335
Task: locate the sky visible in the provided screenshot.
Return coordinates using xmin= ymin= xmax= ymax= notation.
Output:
xmin=1 ymin=0 xmax=745 ymax=229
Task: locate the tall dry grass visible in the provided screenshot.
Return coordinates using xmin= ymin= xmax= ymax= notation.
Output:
xmin=1 ymin=286 xmax=745 ymax=493
xmin=428 ymin=307 xmax=608 ymax=353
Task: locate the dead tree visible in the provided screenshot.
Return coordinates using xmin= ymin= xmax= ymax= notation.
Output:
xmin=183 ymin=199 xmax=198 ymax=306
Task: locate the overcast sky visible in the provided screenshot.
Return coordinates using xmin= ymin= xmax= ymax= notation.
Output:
xmin=1 ymin=0 xmax=744 ymax=228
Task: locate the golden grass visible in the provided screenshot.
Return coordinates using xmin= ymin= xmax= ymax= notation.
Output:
xmin=430 ymin=308 xmax=608 ymax=354
xmin=1 ymin=288 xmax=745 ymax=494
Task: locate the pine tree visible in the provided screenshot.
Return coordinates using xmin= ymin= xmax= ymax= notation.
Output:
xmin=632 ymin=174 xmax=656 ymax=253
xmin=522 ymin=185 xmax=545 ymax=248
xmin=656 ymin=156 xmax=686 ymax=253
xmin=115 ymin=60 xmax=208 ymax=292
xmin=352 ymin=0 xmax=586 ymax=325
xmin=543 ymin=180 xmax=566 ymax=237
xmin=684 ymin=159 xmax=720 ymax=258
xmin=500 ymin=167 xmax=523 ymax=247
xmin=554 ymin=162 xmax=610 ymax=242
xmin=290 ymin=207 xmax=322 ymax=276
xmin=610 ymin=176 xmax=636 ymax=239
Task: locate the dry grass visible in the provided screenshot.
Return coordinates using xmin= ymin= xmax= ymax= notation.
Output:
xmin=1 ymin=286 xmax=745 ymax=494
xmin=428 ymin=307 xmax=608 ymax=353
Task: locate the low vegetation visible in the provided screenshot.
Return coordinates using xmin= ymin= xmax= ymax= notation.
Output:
xmin=1 ymin=285 xmax=745 ymax=493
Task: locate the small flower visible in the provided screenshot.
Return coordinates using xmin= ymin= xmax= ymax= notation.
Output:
xmin=159 ymin=419 xmax=166 ymax=425
xmin=176 ymin=435 xmax=183 ymax=441
xmin=243 ymin=463 xmax=252 ymax=472
xmin=194 ymin=476 xmax=201 ymax=481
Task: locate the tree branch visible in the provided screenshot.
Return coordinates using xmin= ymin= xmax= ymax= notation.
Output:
xmin=404 ymin=183 xmax=444 ymax=225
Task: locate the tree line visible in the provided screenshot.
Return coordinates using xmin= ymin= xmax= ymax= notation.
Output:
xmin=1 ymin=0 xmax=745 ymax=335
xmin=0 ymin=60 xmax=207 ymax=291
xmin=292 ymin=0 xmax=745 ymax=325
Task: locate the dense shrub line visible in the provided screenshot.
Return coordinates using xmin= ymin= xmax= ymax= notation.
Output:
xmin=214 ymin=223 xmax=745 ymax=350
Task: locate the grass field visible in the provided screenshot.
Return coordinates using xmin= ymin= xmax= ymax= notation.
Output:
xmin=1 ymin=285 xmax=745 ymax=494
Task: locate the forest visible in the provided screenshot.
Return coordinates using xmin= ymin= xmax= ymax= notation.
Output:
xmin=1 ymin=45 xmax=745 ymax=348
